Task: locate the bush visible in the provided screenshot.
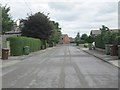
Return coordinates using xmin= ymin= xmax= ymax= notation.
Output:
xmin=95 ymin=34 xmax=105 ymax=49
xmin=79 ymin=40 xmax=86 ymax=44
xmin=7 ymin=36 xmax=42 ymax=56
xmin=86 ymin=36 xmax=94 ymax=43
xmin=84 ymin=43 xmax=89 ymax=48
xmin=116 ymin=36 xmax=120 ymax=45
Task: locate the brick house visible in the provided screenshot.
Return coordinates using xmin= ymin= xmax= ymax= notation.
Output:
xmin=59 ymin=34 xmax=70 ymax=44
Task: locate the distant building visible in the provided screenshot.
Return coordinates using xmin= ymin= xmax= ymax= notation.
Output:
xmin=90 ymin=29 xmax=120 ymax=36
xmin=59 ymin=34 xmax=70 ymax=44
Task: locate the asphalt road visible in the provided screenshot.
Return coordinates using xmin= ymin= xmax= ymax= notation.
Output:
xmin=2 ymin=44 xmax=118 ymax=88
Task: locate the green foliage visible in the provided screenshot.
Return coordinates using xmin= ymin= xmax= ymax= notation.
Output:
xmin=7 ymin=37 xmax=42 ymax=56
xmin=21 ymin=12 xmax=53 ymax=40
xmin=86 ymin=35 xmax=94 ymax=43
xmin=103 ymin=32 xmax=118 ymax=45
xmin=84 ymin=43 xmax=89 ymax=48
xmin=94 ymin=25 xmax=119 ymax=49
xmin=102 ymin=31 xmax=112 ymax=44
xmin=110 ymin=33 xmax=118 ymax=44
xmin=79 ymin=40 xmax=86 ymax=44
xmin=115 ymin=36 xmax=120 ymax=45
xmin=81 ymin=34 xmax=88 ymax=41
xmin=95 ymin=25 xmax=113 ymax=49
xmin=100 ymin=25 xmax=109 ymax=36
xmin=75 ymin=32 xmax=80 ymax=46
xmin=95 ymin=34 xmax=105 ymax=49
xmin=1 ymin=5 xmax=14 ymax=34
xmin=48 ymin=21 xmax=61 ymax=44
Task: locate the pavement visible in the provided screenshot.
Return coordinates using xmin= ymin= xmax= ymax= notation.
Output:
xmin=2 ymin=44 xmax=118 ymax=88
xmin=0 ymin=47 xmax=53 ymax=69
xmin=78 ymin=45 xmax=119 ymax=68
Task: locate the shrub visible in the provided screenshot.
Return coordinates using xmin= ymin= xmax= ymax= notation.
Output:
xmin=95 ymin=34 xmax=105 ymax=49
xmin=86 ymin=36 xmax=94 ymax=43
xmin=79 ymin=40 xmax=86 ymax=44
xmin=7 ymin=36 xmax=42 ymax=56
xmin=116 ymin=36 xmax=120 ymax=45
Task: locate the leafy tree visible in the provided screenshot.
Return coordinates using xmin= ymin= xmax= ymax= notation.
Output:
xmin=103 ymin=31 xmax=112 ymax=44
xmin=48 ymin=21 xmax=61 ymax=45
xmin=100 ymin=25 xmax=109 ymax=36
xmin=21 ymin=12 xmax=53 ymax=40
xmin=1 ymin=5 xmax=14 ymax=34
xmin=95 ymin=34 xmax=105 ymax=49
xmin=116 ymin=36 xmax=120 ymax=45
xmin=81 ymin=33 xmax=88 ymax=41
xmin=86 ymin=35 xmax=94 ymax=43
xmin=75 ymin=32 xmax=80 ymax=46
xmin=95 ymin=25 xmax=110 ymax=49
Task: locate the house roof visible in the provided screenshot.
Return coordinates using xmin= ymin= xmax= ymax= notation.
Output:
xmin=90 ymin=30 xmax=101 ymax=35
xmin=109 ymin=29 xmax=119 ymax=33
xmin=61 ymin=34 xmax=69 ymax=37
xmin=90 ymin=29 xmax=120 ymax=35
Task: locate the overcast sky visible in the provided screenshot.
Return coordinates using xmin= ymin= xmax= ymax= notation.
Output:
xmin=1 ymin=0 xmax=119 ymax=38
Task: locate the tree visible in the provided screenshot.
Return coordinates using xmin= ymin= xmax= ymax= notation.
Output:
xmin=86 ymin=35 xmax=94 ymax=43
xmin=103 ymin=31 xmax=112 ymax=44
xmin=1 ymin=5 xmax=14 ymax=34
xmin=48 ymin=21 xmax=61 ymax=45
xmin=75 ymin=32 xmax=80 ymax=46
xmin=116 ymin=36 xmax=120 ymax=45
xmin=100 ymin=25 xmax=109 ymax=36
xmin=81 ymin=33 xmax=88 ymax=41
xmin=21 ymin=12 xmax=53 ymax=40
xmin=95 ymin=25 xmax=110 ymax=48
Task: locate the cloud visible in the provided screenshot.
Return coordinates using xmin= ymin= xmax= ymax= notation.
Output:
xmin=48 ymin=2 xmax=73 ymax=11
xmin=48 ymin=2 xmax=83 ymax=21
xmin=0 ymin=0 xmax=118 ymax=38
xmin=96 ymin=2 xmax=118 ymax=15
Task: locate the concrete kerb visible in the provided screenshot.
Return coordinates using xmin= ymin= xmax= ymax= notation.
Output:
xmin=82 ymin=49 xmax=120 ymax=69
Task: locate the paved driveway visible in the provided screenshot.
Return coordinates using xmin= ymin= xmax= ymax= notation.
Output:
xmin=2 ymin=44 xmax=118 ymax=88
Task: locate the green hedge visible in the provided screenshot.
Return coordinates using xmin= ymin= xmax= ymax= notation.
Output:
xmin=7 ymin=36 xmax=42 ymax=56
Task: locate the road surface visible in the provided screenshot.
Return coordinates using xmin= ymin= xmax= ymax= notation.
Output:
xmin=2 ymin=44 xmax=118 ymax=88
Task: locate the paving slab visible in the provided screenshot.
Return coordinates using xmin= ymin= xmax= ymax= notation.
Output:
xmin=80 ymin=47 xmax=119 ymax=68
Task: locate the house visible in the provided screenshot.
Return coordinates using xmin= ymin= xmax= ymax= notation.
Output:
xmin=2 ymin=28 xmax=21 ymax=47
xmin=90 ymin=30 xmax=101 ymax=36
xmin=1 ymin=27 xmax=21 ymax=57
xmin=109 ymin=29 xmax=119 ymax=33
xmin=59 ymin=34 xmax=70 ymax=44
xmin=90 ymin=29 xmax=120 ymax=36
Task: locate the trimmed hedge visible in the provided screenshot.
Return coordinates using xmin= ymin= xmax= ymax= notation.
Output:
xmin=7 ymin=36 xmax=42 ymax=56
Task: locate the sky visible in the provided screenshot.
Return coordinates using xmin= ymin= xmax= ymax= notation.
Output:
xmin=1 ymin=0 xmax=119 ymax=38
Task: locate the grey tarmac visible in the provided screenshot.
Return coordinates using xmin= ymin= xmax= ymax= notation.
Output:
xmin=2 ymin=44 xmax=118 ymax=88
